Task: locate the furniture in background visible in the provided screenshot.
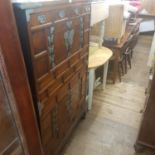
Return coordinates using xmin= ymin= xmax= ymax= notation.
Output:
xmin=104 ymin=4 xmax=127 ymax=44
xmin=90 ymin=1 xmax=109 ymax=28
xmin=123 ymin=35 xmax=134 ymax=73
xmin=0 ymin=50 xmax=25 ymax=155
xmin=90 ymin=1 xmax=109 ymax=46
xmin=88 ymin=46 xmax=112 ymax=110
xmin=104 ymin=18 xmax=141 ymax=83
xmin=138 ymin=0 xmax=155 ymax=35
xmin=134 ymin=1 xmax=155 ymax=152
xmin=13 ymin=1 xmax=90 ymax=154
xmin=0 ymin=0 xmax=44 ymax=154
xmin=141 ymin=0 xmax=155 ymax=15
xmin=135 ymin=64 xmax=155 ymax=152
xmin=87 ymin=1 xmax=111 ymax=110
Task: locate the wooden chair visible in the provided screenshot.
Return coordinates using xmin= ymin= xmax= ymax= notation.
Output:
xmin=130 ymin=32 xmax=139 ymax=58
xmin=123 ymin=35 xmax=134 ymax=73
xmin=109 ymin=49 xmax=125 ymax=83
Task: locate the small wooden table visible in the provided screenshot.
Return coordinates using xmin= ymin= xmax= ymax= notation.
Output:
xmin=88 ymin=46 xmax=112 ymax=110
xmin=103 ymin=18 xmax=142 ymax=83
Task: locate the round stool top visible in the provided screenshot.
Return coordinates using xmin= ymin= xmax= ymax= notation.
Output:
xmin=88 ymin=46 xmax=113 ymax=69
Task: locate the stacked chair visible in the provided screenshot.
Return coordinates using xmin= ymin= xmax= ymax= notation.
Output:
xmin=118 ymin=33 xmax=138 ymax=80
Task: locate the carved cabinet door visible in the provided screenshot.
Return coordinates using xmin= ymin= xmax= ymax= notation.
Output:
xmin=0 ymin=70 xmax=25 ymax=155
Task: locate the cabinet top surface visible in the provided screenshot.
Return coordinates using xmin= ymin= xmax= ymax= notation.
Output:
xmin=13 ymin=0 xmax=91 ymax=9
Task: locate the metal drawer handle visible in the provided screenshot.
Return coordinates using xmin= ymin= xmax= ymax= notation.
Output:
xmin=59 ymin=10 xmax=65 ymax=18
xmin=85 ymin=6 xmax=90 ymax=12
xmin=66 ymin=21 xmax=73 ymax=29
xmin=50 ymin=26 xmax=55 ymax=34
xmin=37 ymin=15 xmax=46 ymax=24
xmin=74 ymin=8 xmax=79 ymax=15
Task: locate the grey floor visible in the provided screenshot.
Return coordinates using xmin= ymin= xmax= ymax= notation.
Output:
xmin=62 ymin=35 xmax=154 ymax=155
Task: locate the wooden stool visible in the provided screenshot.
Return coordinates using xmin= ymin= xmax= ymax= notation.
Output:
xmin=88 ymin=46 xmax=112 ymax=110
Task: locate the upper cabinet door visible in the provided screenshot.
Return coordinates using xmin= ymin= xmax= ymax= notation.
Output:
xmin=0 ymin=71 xmax=24 ymax=155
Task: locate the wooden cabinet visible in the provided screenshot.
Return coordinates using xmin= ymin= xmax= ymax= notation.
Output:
xmin=13 ymin=1 xmax=90 ymax=154
xmin=135 ymin=66 xmax=155 ymax=151
xmin=0 ymin=70 xmax=24 ymax=155
xmin=0 ymin=0 xmax=44 ymax=154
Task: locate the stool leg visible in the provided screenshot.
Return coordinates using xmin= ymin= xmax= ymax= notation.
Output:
xmin=88 ymin=69 xmax=95 ymax=110
xmin=103 ymin=61 xmax=109 ymax=90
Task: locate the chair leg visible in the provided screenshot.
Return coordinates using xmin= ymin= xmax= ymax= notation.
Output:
xmin=127 ymin=54 xmax=131 ymax=69
xmin=124 ymin=55 xmax=127 ymax=74
xmin=131 ymin=49 xmax=133 ymax=58
xmin=120 ymin=61 xmax=124 ymax=75
xmin=118 ymin=64 xmax=122 ymax=82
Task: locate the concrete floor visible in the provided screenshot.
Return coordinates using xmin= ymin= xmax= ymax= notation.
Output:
xmin=62 ymin=35 xmax=154 ymax=155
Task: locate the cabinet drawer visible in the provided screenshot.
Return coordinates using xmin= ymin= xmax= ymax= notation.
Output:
xmin=56 ymin=84 xmax=69 ymax=103
xmin=82 ymin=5 xmax=91 ymax=14
xmin=55 ymin=60 xmax=69 ymax=78
xmin=37 ymin=71 xmax=55 ymax=93
xmin=58 ymin=95 xmax=71 ymax=124
xmin=84 ymin=14 xmax=90 ymax=30
xmin=62 ymin=67 xmax=75 ymax=82
xmin=39 ymin=91 xmax=48 ymax=104
xmin=34 ymin=51 xmax=50 ymax=79
xmin=74 ymin=58 xmax=84 ymax=72
xmin=79 ymin=45 xmax=88 ymax=58
xmin=69 ymin=52 xmax=80 ymax=67
xmin=31 ymin=30 xmax=47 ymax=55
xmin=84 ymin=30 xmax=89 ymax=46
xmin=41 ymin=95 xmax=57 ymax=120
xmin=47 ymin=78 xmax=63 ymax=97
xmin=29 ymin=7 xmax=68 ymax=27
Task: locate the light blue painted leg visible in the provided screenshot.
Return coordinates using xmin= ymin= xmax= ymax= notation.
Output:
xmin=88 ymin=68 xmax=95 ymax=110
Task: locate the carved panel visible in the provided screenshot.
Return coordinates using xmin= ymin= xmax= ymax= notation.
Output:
xmin=54 ymin=19 xmax=68 ymax=65
xmin=47 ymin=26 xmax=55 ymax=67
xmin=64 ymin=20 xmax=75 ymax=56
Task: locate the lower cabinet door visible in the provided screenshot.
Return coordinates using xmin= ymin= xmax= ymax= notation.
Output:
xmin=40 ymin=62 xmax=88 ymax=155
xmin=0 ymin=71 xmax=24 ymax=155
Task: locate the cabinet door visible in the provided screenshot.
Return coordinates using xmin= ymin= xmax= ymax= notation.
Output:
xmin=137 ymin=72 xmax=155 ymax=147
xmin=0 ymin=71 xmax=24 ymax=155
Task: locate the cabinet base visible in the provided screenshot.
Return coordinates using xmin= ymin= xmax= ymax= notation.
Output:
xmin=134 ymin=143 xmax=146 ymax=153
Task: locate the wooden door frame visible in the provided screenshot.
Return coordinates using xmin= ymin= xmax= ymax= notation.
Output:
xmin=0 ymin=0 xmax=44 ymax=155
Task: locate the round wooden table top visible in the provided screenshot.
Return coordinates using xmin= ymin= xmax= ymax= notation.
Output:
xmin=88 ymin=46 xmax=113 ymax=69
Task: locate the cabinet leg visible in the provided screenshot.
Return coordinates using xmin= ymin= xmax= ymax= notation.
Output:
xmin=134 ymin=143 xmax=145 ymax=153
xmin=88 ymin=69 xmax=95 ymax=110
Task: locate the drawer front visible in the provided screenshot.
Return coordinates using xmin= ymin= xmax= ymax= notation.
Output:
xmin=29 ymin=4 xmax=91 ymax=27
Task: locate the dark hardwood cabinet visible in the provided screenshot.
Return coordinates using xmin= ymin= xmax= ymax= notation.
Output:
xmin=13 ymin=1 xmax=90 ymax=154
xmin=0 ymin=0 xmax=44 ymax=154
xmin=0 ymin=67 xmax=24 ymax=155
xmin=135 ymin=66 xmax=155 ymax=151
